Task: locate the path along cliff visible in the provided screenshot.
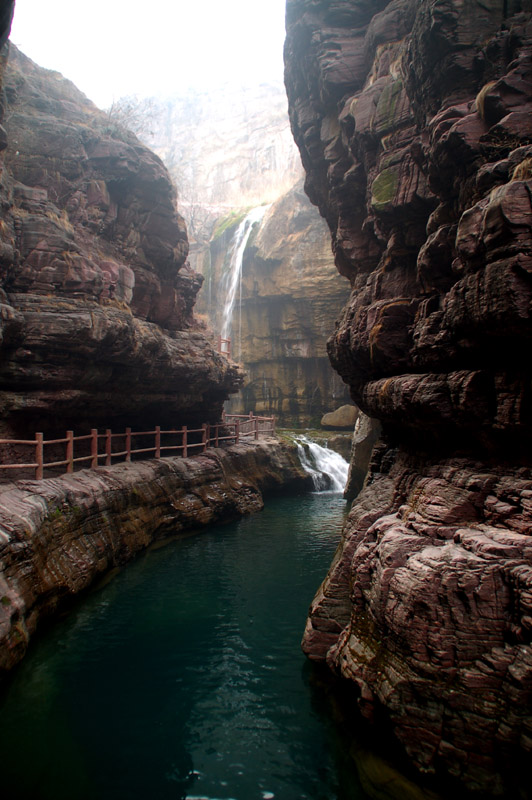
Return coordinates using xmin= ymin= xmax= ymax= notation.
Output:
xmin=285 ymin=0 xmax=532 ymax=794
xmin=0 ymin=438 xmax=309 ymax=678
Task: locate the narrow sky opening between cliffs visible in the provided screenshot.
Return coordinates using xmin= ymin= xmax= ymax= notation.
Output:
xmin=9 ymin=0 xmax=288 ymax=109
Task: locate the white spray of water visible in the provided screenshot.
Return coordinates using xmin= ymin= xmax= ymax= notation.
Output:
xmin=221 ymin=205 xmax=269 ymax=358
xmin=295 ymin=435 xmax=349 ymax=493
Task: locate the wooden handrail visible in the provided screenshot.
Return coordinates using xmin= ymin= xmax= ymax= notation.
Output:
xmin=217 ymin=336 xmax=231 ymax=359
xmin=0 ymin=412 xmax=276 ymax=481
xmin=36 ymin=433 xmax=43 ymax=480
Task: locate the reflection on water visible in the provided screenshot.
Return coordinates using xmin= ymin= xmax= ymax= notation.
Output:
xmin=0 ymin=493 xmax=442 ymax=800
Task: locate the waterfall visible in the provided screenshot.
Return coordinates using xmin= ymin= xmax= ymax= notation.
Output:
xmin=221 ymin=205 xmax=269 ymax=359
xmin=295 ymin=435 xmax=349 ymax=493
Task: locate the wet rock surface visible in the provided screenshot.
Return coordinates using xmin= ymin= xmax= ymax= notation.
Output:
xmin=0 ymin=438 xmax=308 ymax=678
xmin=285 ymin=0 xmax=532 ymax=792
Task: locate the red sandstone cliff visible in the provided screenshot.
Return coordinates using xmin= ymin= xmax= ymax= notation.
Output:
xmin=0 ymin=44 xmax=241 ymax=438
xmin=285 ymin=0 xmax=532 ymax=794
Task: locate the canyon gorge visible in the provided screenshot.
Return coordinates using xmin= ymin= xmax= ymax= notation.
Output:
xmin=0 ymin=13 xmax=312 ymax=677
xmin=138 ymin=82 xmax=355 ymax=425
xmin=0 ymin=0 xmax=531 ymax=798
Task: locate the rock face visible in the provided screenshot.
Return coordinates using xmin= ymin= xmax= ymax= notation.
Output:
xmin=343 ymin=412 xmax=382 ymax=501
xmin=204 ymin=182 xmax=352 ymax=426
xmin=122 ymin=83 xmax=352 ymax=428
xmin=0 ymin=438 xmax=309 ymax=678
xmin=285 ymin=0 xmax=532 ymax=793
xmin=321 ymin=403 xmax=359 ymax=429
xmin=141 ymin=83 xmax=303 ymax=246
xmin=0 ymin=3 xmax=13 ymax=49
xmin=0 ymin=45 xmax=241 ymax=438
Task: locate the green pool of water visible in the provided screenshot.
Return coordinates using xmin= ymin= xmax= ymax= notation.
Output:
xmin=0 ymin=493 xmax=416 ymax=800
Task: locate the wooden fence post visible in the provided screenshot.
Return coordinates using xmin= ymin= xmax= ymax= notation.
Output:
xmin=66 ymin=430 xmax=74 ymax=473
xmin=235 ymin=420 xmax=240 ymax=444
xmin=91 ymin=429 xmax=98 ymax=468
xmin=182 ymin=425 xmax=187 ymax=458
xmin=205 ymin=423 xmax=210 ymax=450
xmin=215 ymin=424 xmax=219 ymax=448
xmin=202 ymin=423 xmax=208 ymax=452
xmin=105 ymin=429 xmax=112 ymax=466
xmin=155 ymin=425 xmax=161 ymax=458
xmin=126 ymin=428 xmax=131 ymax=462
xmin=254 ymin=417 xmax=259 ymax=440
xmin=35 ymin=433 xmax=44 ymax=480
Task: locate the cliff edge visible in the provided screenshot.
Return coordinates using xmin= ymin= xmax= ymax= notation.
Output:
xmin=0 ymin=45 xmax=241 ymax=439
xmin=285 ymin=0 xmax=532 ymax=793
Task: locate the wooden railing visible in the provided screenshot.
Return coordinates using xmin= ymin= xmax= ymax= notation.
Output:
xmin=217 ymin=336 xmax=231 ymax=359
xmin=224 ymin=413 xmax=276 ymax=440
xmin=0 ymin=413 xmax=276 ymax=481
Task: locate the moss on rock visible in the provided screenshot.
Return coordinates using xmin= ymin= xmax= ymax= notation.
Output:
xmin=371 ymin=167 xmax=399 ymax=211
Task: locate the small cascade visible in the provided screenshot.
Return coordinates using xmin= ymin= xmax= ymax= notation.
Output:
xmin=295 ymin=435 xmax=349 ymax=493
xmin=220 ymin=205 xmax=269 ymax=359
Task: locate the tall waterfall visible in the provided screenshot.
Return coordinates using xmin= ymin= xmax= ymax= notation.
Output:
xmin=295 ymin=435 xmax=349 ymax=493
xmin=221 ymin=205 xmax=269 ymax=359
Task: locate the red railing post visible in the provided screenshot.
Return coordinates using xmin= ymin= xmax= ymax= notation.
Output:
xmin=182 ymin=425 xmax=188 ymax=458
xmin=155 ymin=425 xmax=161 ymax=458
xmin=254 ymin=417 xmax=259 ymax=440
xmin=218 ymin=335 xmax=222 ymax=353
xmin=235 ymin=420 xmax=240 ymax=444
xmin=35 ymin=433 xmax=44 ymax=480
xmin=125 ymin=427 xmax=131 ymax=462
xmin=105 ymin=429 xmax=112 ymax=466
xmin=66 ymin=430 xmax=74 ymax=473
xmin=202 ymin=423 xmax=208 ymax=452
xmin=205 ymin=423 xmax=211 ymax=450
xmin=215 ymin=424 xmax=219 ymax=448
xmin=91 ymin=429 xmax=98 ymax=468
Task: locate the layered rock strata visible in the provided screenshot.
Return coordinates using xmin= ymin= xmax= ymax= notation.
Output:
xmin=205 ymin=182 xmax=352 ymax=426
xmin=0 ymin=45 xmax=240 ymax=438
xmin=285 ymin=0 xmax=532 ymax=793
xmin=143 ymin=82 xmax=302 ymax=224
xmin=0 ymin=438 xmax=308 ymax=678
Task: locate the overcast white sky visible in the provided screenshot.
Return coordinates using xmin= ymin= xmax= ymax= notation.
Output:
xmin=9 ymin=0 xmax=287 ymax=108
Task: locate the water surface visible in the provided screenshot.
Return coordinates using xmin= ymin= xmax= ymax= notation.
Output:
xmin=0 ymin=492 xmax=379 ymax=800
